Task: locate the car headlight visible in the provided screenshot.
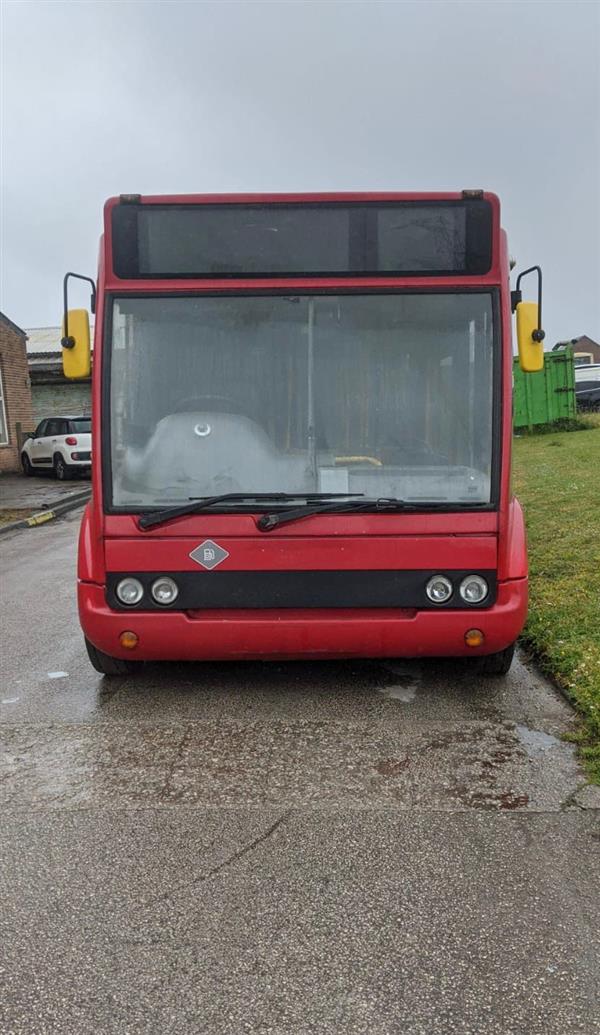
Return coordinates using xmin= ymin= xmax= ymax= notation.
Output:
xmin=116 ymin=577 xmax=144 ymax=606
xmin=426 ymin=575 xmax=453 ymax=604
xmin=151 ymin=576 xmax=179 ymax=605
xmin=459 ymin=575 xmax=489 ymax=604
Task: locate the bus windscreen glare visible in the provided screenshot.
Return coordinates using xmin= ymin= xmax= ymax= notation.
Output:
xmin=108 ymin=292 xmax=495 ymax=509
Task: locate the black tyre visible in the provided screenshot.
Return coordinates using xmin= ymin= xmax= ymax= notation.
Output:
xmin=53 ymin=453 xmax=72 ymax=481
xmin=21 ymin=453 xmax=34 ymax=477
xmin=477 ymin=642 xmax=516 ymax=676
xmin=85 ymin=637 xmax=140 ymax=676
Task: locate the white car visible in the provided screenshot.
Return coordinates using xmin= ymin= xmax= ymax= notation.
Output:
xmin=21 ymin=415 xmax=92 ymax=480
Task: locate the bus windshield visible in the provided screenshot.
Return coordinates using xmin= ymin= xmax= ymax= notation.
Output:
xmin=108 ymin=293 xmax=495 ymax=509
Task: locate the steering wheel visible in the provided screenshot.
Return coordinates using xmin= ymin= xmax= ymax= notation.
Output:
xmin=170 ymin=395 xmax=271 ymax=439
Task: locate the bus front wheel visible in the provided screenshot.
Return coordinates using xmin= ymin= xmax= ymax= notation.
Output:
xmin=85 ymin=638 xmax=140 ymax=676
xmin=475 ymin=642 xmax=515 ymax=676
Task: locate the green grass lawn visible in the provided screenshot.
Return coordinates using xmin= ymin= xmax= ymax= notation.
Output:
xmin=513 ymin=415 xmax=600 ymax=782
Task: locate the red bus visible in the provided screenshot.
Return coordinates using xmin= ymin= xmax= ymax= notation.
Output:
xmin=61 ymin=191 xmax=545 ymax=676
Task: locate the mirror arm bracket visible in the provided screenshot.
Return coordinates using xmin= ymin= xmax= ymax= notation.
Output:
xmin=62 ymin=272 xmax=97 ymax=347
xmin=514 ymin=265 xmax=545 ymax=341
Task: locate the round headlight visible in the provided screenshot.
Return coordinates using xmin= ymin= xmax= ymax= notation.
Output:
xmin=151 ymin=577 xmax=179 ymax=605
xmin=459 ymin=575 xmax=489 ymax=604
xmin=426 ymin=575 xmax=453 ymax=604
xmin=116 ymin=577 xmax=144 ymax=606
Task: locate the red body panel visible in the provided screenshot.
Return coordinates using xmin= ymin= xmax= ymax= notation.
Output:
xmin=498 ymin=498 xmax=528 ymax=581
xmin=80 ymin=191 xmax=528 ymax=662
xmin=105 ymin=534 xmax=497 ymax=573
xmin=103 ymin=510 xmax=498 ymax=539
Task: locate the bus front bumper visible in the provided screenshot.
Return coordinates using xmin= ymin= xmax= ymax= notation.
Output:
xmin=79 ymin=578 xmax=527 ymax=662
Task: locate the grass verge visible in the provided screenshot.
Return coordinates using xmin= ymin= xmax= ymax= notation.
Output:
xmin=515 ymin=416 xmax=592 ymax=435
xmin=0 ymin=509 xmax=31 ymax=527
xmin=513 ymin=414 xmax=600 ymax=782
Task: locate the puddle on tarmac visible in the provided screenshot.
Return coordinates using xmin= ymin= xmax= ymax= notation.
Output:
xmin=381 ymin=684 xmax=418 ymax=703
xmin=516 ymin=724 xmax=562 ymax=756
xmin=378 ymin=663 xmax=421 ymax=703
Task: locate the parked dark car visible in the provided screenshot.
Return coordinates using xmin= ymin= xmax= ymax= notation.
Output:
xmin=575 ymin=364 xmax=600 ymax=412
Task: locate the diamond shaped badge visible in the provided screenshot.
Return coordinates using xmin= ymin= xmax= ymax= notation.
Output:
xmin=189 ymin=539 xmax=229 ymax=570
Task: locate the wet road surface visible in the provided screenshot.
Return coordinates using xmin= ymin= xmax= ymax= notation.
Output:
xmin=0 ymin=472 xmax=90 ymax=512
xmin=1 ymin=514 xmax=599 ymax=1034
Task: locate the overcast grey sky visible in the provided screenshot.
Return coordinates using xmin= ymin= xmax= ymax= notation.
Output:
xmin=1 ymin=0 xmax=599 ymax=341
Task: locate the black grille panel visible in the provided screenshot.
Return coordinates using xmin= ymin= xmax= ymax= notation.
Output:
xmin=106 ymin=570 xmax=497 ymax=612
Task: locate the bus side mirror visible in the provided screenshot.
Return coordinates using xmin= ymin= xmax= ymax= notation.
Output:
xmin=60 ymin=271 xmax=96 ymax=379
xmin=512 ymin=264 xmax=545 ymax=373
xmin=61 ymin=309 xmax=91 ymax=379
xmin=516 ymin=301 xmax=545 ymax=373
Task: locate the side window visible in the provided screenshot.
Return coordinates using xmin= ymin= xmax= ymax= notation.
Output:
xmin=35 ymin=420 xmax=48 ymax=438
xmin=45 ymin=420 xmax=60 ymax=437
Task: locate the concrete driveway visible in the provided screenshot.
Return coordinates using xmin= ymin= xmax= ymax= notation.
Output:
xmin=0 ymin=514 xmax=598 ymax=1034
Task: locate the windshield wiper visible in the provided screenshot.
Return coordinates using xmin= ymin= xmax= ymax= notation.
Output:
xmin=138 ymin=493 xmax=364 ymax=530
xmin=257 ymin=497 xmax=419 ymax=531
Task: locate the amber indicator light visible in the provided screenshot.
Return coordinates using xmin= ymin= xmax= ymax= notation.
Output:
xmin=119 ymin=631 xmax=139 ymax=650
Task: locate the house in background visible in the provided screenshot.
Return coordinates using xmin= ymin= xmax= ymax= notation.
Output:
xmin=0 ymin=312 xmax=35 ymax=473
xmin=553 ymin=335 xmax=600 ymax=366
xmin=26 ymin=327 xmax=93 ymax=423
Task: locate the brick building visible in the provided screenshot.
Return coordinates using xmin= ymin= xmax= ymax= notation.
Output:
xmin=0 ymin=312 xmax=35 ymax=473
xmin=553 ymin=335 xmax=600 ymax=366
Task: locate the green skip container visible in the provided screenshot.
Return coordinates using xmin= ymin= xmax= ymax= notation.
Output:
xmin=513 ymin=346 xmax=576 ymax=430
